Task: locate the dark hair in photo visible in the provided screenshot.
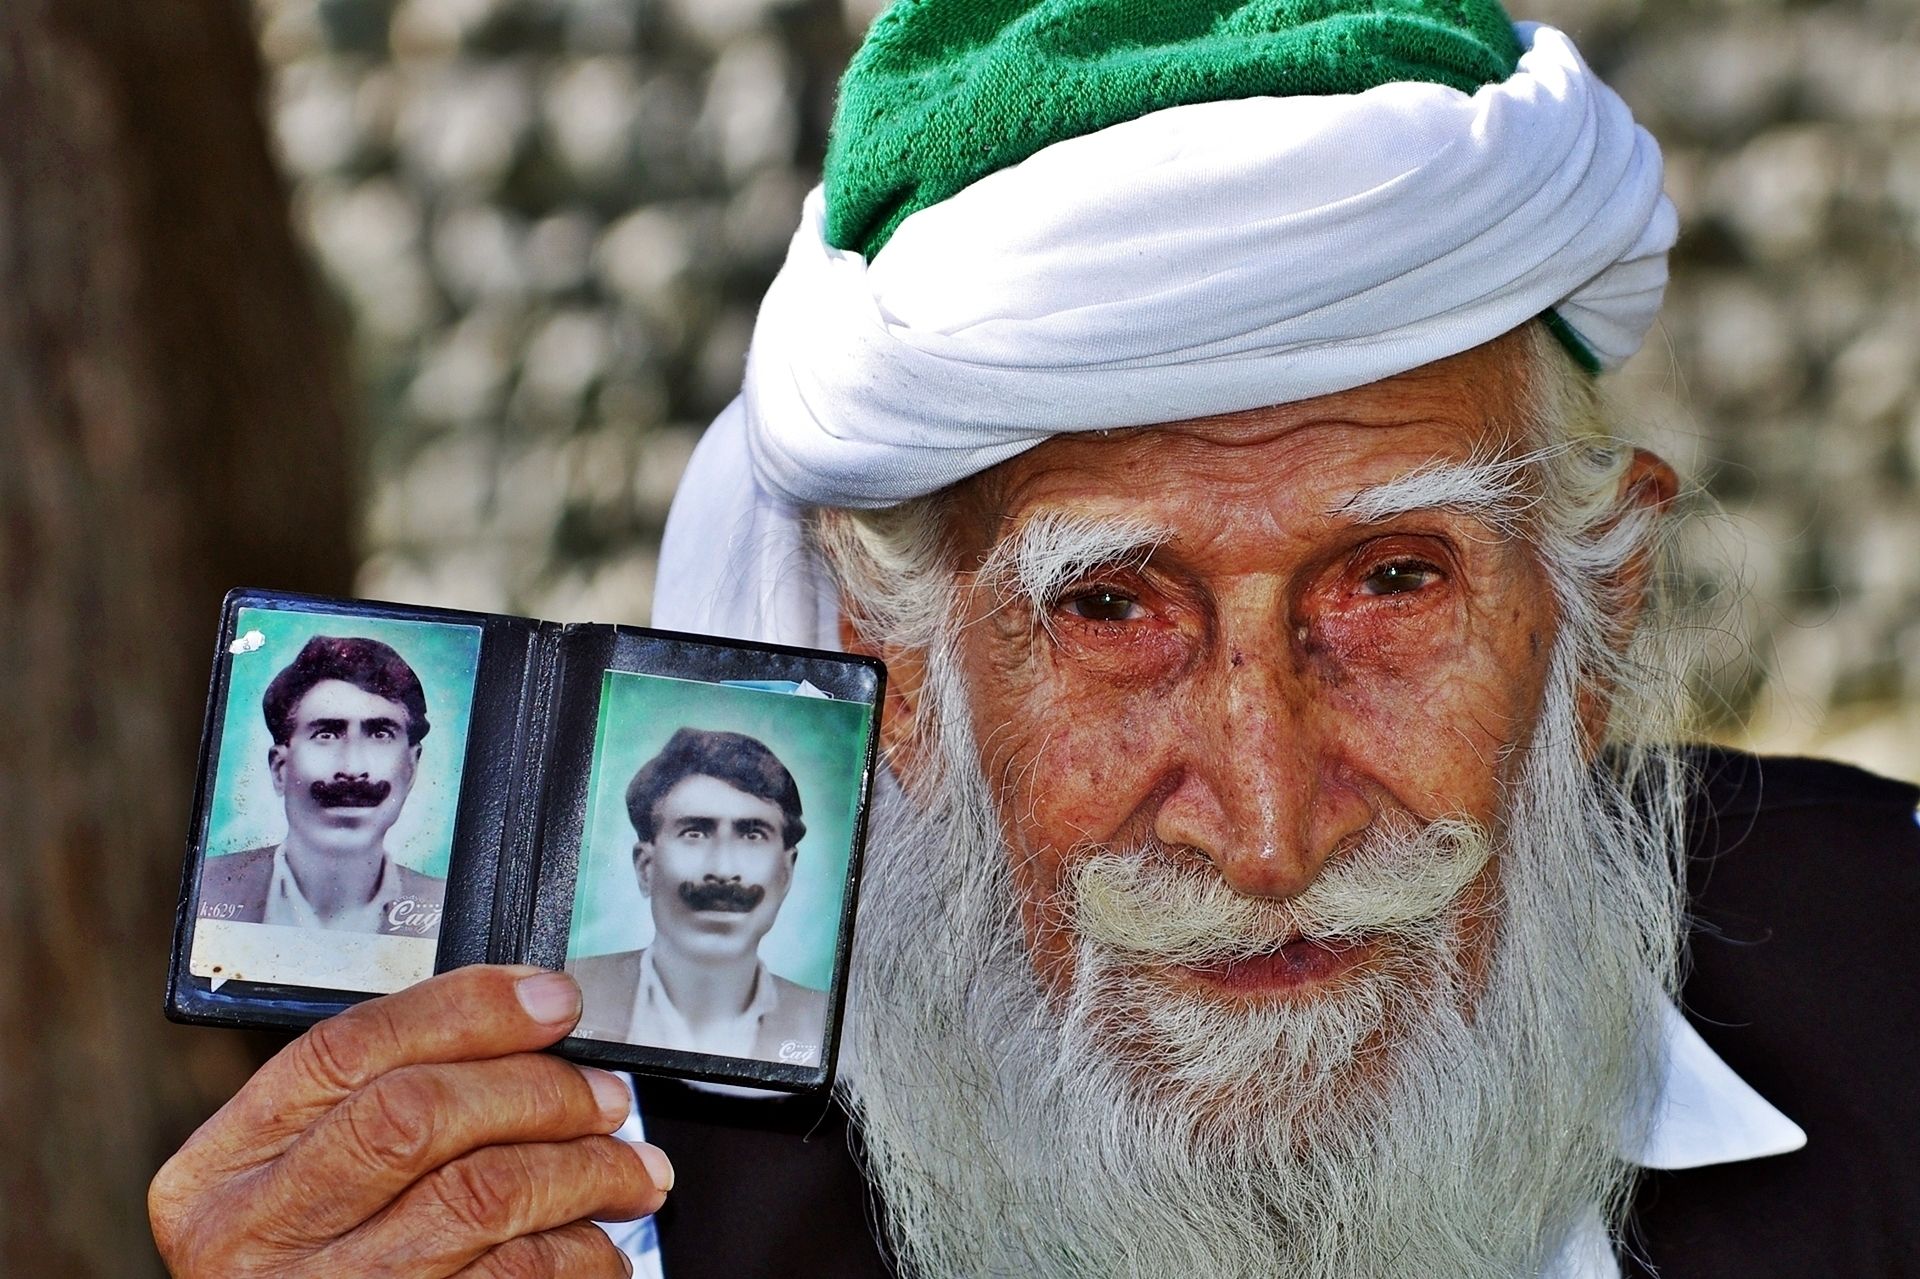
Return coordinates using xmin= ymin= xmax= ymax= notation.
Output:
xmin=626 ymin=727 xmax=806 ymax=851
xmin=261 ymin=635 xmax=432 ymax=746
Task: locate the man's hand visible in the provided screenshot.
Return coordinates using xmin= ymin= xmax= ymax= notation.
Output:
xmin=150 ymin=965 xmax=672 ymax=1277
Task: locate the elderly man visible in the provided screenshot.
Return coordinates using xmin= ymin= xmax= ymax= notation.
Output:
xmin=150 ymin=2 xmax=1920 ymax=1277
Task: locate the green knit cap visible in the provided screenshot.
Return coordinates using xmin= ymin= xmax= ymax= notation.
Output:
xmin=823 ymin=0 xmax=1525 ymax=261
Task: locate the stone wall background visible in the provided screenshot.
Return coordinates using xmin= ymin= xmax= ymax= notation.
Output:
xmin=254 ymin=0 xmax=1920 ymax=782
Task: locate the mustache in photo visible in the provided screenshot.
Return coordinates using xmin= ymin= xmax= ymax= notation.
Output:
xmin=309 ymin=777 xmax=394 ymax=808
xmin=679 ymin=877 xmax=767 ymax=913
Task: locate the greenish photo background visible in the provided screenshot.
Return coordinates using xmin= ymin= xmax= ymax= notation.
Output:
xmin=566 ymin=672 xmax=874 ymax=993
xmin=203 ymin=606 xmax=483 ymax=877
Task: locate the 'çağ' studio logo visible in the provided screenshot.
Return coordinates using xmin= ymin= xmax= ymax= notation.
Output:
xmin=385 ymin=898 xmax=443 ymax=935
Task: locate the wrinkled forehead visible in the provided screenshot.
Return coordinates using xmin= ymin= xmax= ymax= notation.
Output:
xmin=945 ymin=331 xmax=1542 ymax=557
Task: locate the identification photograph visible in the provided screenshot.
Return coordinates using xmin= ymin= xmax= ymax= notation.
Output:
xmin=187 ymin=604 xmax=482 ymax=996
xmin=563 ymin=669 xmax=875 ymax=1071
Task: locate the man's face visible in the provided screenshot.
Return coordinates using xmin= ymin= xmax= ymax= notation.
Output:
xmin=921 ymin=335 xmax=1562 ymax=1008
xmin=844 ymin=335 xmax=1682 ymax=1279
xmin=269 ymin=678 xmax=421 ymax=860
xmin=636 ymin=774 xmax=797 ymax=962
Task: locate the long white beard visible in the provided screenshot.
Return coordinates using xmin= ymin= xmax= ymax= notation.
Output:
xmin=839 ymin=639 xmax=1684 ymax=1279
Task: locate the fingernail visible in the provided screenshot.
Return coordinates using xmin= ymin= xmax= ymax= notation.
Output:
xmin=633 ymin=1142 xmax=674 ymax=1194
xmin=584 ymin=1069 xmax=631 ymax=1125
xmin=515 ymin=971 xmax=580 ymax=1025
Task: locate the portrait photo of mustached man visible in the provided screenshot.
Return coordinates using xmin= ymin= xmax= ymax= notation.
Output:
xmin=567 ymin=727 xmax=828 ymax=1065
xmin=197 ymin=634 xmax=447 ymax=941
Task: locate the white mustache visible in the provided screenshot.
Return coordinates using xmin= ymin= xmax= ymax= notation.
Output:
xmin=1068 ymin=816 xmax=1494 ymax=967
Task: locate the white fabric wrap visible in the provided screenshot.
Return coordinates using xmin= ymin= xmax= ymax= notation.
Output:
xmin=655 ymin=22 xmax=1676 ymax=647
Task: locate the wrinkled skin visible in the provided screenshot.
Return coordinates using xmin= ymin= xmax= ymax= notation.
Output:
xmin=865 ymin=334 xmax=1674 ymax=1001
xmin=148 ymin=967 xmax=671 ymax=1278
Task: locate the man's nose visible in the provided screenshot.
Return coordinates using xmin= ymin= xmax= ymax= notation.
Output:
xmin=334 ymin=732 xmax=372 ymax=777
xmin=1149 ymin=648 xmax=1372 ymax=900
xmin=704 ymin=834 xmax=752 ymax=872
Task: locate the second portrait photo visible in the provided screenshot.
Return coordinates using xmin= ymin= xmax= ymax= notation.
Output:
xmin=564 ymin=671 xmax=873 ymax=1069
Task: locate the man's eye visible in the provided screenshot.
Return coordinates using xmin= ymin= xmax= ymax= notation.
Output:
xmin=1061 ymin=588 xmax=1145 ymax=622
xmin=370 ymin=728 xmax=395 ymax=741
xmin=1359 ymin=560 xmax=1441 ymax=596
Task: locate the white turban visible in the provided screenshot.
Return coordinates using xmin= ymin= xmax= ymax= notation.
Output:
xmin=653 ymin=23 xmax=1676 ymax=649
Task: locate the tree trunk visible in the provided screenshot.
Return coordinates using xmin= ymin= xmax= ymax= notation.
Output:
xmin=0 ymin=1 xmax=356 ymax=1271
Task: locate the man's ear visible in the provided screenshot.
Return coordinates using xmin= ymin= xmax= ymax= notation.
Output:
xmin=1603 ymin=446 xmax=1679 ymax=630
xmin=1576 ymin=447 xmax=1680 ymax=752
xmin=838 ymin=611 xmax=936 ymax=793
xmin=267 ymin=744 xmax=288 ymax=796
xmin=632 ymin=841 xmax=655 ymax=889
xmin=1625 ymin=447 xmax=1678 ymax=509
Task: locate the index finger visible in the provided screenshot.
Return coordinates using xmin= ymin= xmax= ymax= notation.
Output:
xmin=197 ymin=966 xmax=585 ymax=1166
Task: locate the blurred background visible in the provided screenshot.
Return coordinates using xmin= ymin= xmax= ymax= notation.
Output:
xmin=2 ymin=0 xmax=1915 ymax=1270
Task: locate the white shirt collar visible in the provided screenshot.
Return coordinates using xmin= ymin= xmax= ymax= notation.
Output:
xmin=263 ymin=842 xmax=403 ymax=935
xmin=1632 ymin=997 xmax=1806 ymax=1169
xmin=1549 ymin=995 xmax=1806 ymax=1278
xmin=629 ymin=946 xmax=783 ymax=1059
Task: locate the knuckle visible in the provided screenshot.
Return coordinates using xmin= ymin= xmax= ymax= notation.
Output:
xmin=435 ymin=963 xmax=520 ymax=1019
xmin=148 ymin=1149 xmax=226 ymax=1267
xmin=473 ymin=1226 xmax=620 ymax=1279
xmin=341 ymin=1067 xmax=444 ymax=1169
xmin=527 ymin=1056 xmax=593 ymax=1119
xmin=410 ymin=967 xmax=533 ymax=1051
xmin=573 ymin=1136 xmax=659 ymax=1219
xmin=580 ymin=1134 xmax=632 ymax=1184
xmin=296 ymin=1014 xmax=379 ymax=1094
xmin=478 ymin=1234 xmax=562 ymax=1279
xmin=428 ymin=1148 xmax=531 ymax=1238
xmin=147 ymin=1161 xmax=259 ymax=1277
xmin=146 ymin=1162 xmax=189 ymax=1259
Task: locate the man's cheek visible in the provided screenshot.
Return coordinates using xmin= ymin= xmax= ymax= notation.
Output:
xmin=989 ymin=689 xmax=1168 ymax=845
xmin=995 ymin=731 xmax=1176 ymax=983
xmin=1331 ymin=658 xmax=1539 ymax=821
xmin=1009 ymin=859 xmax=1080 ymax=994
xmin=1303 ymin=611 xmax=1454 ymax=690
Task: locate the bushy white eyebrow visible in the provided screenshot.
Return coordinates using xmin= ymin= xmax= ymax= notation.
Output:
xmin=979 ymin=511 xmax=1174 ymax=616
xmin=1334 ymin=451 xmax=1548 ymax=538
xmin=974 ymin=455 xmax=1544 ymax=620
